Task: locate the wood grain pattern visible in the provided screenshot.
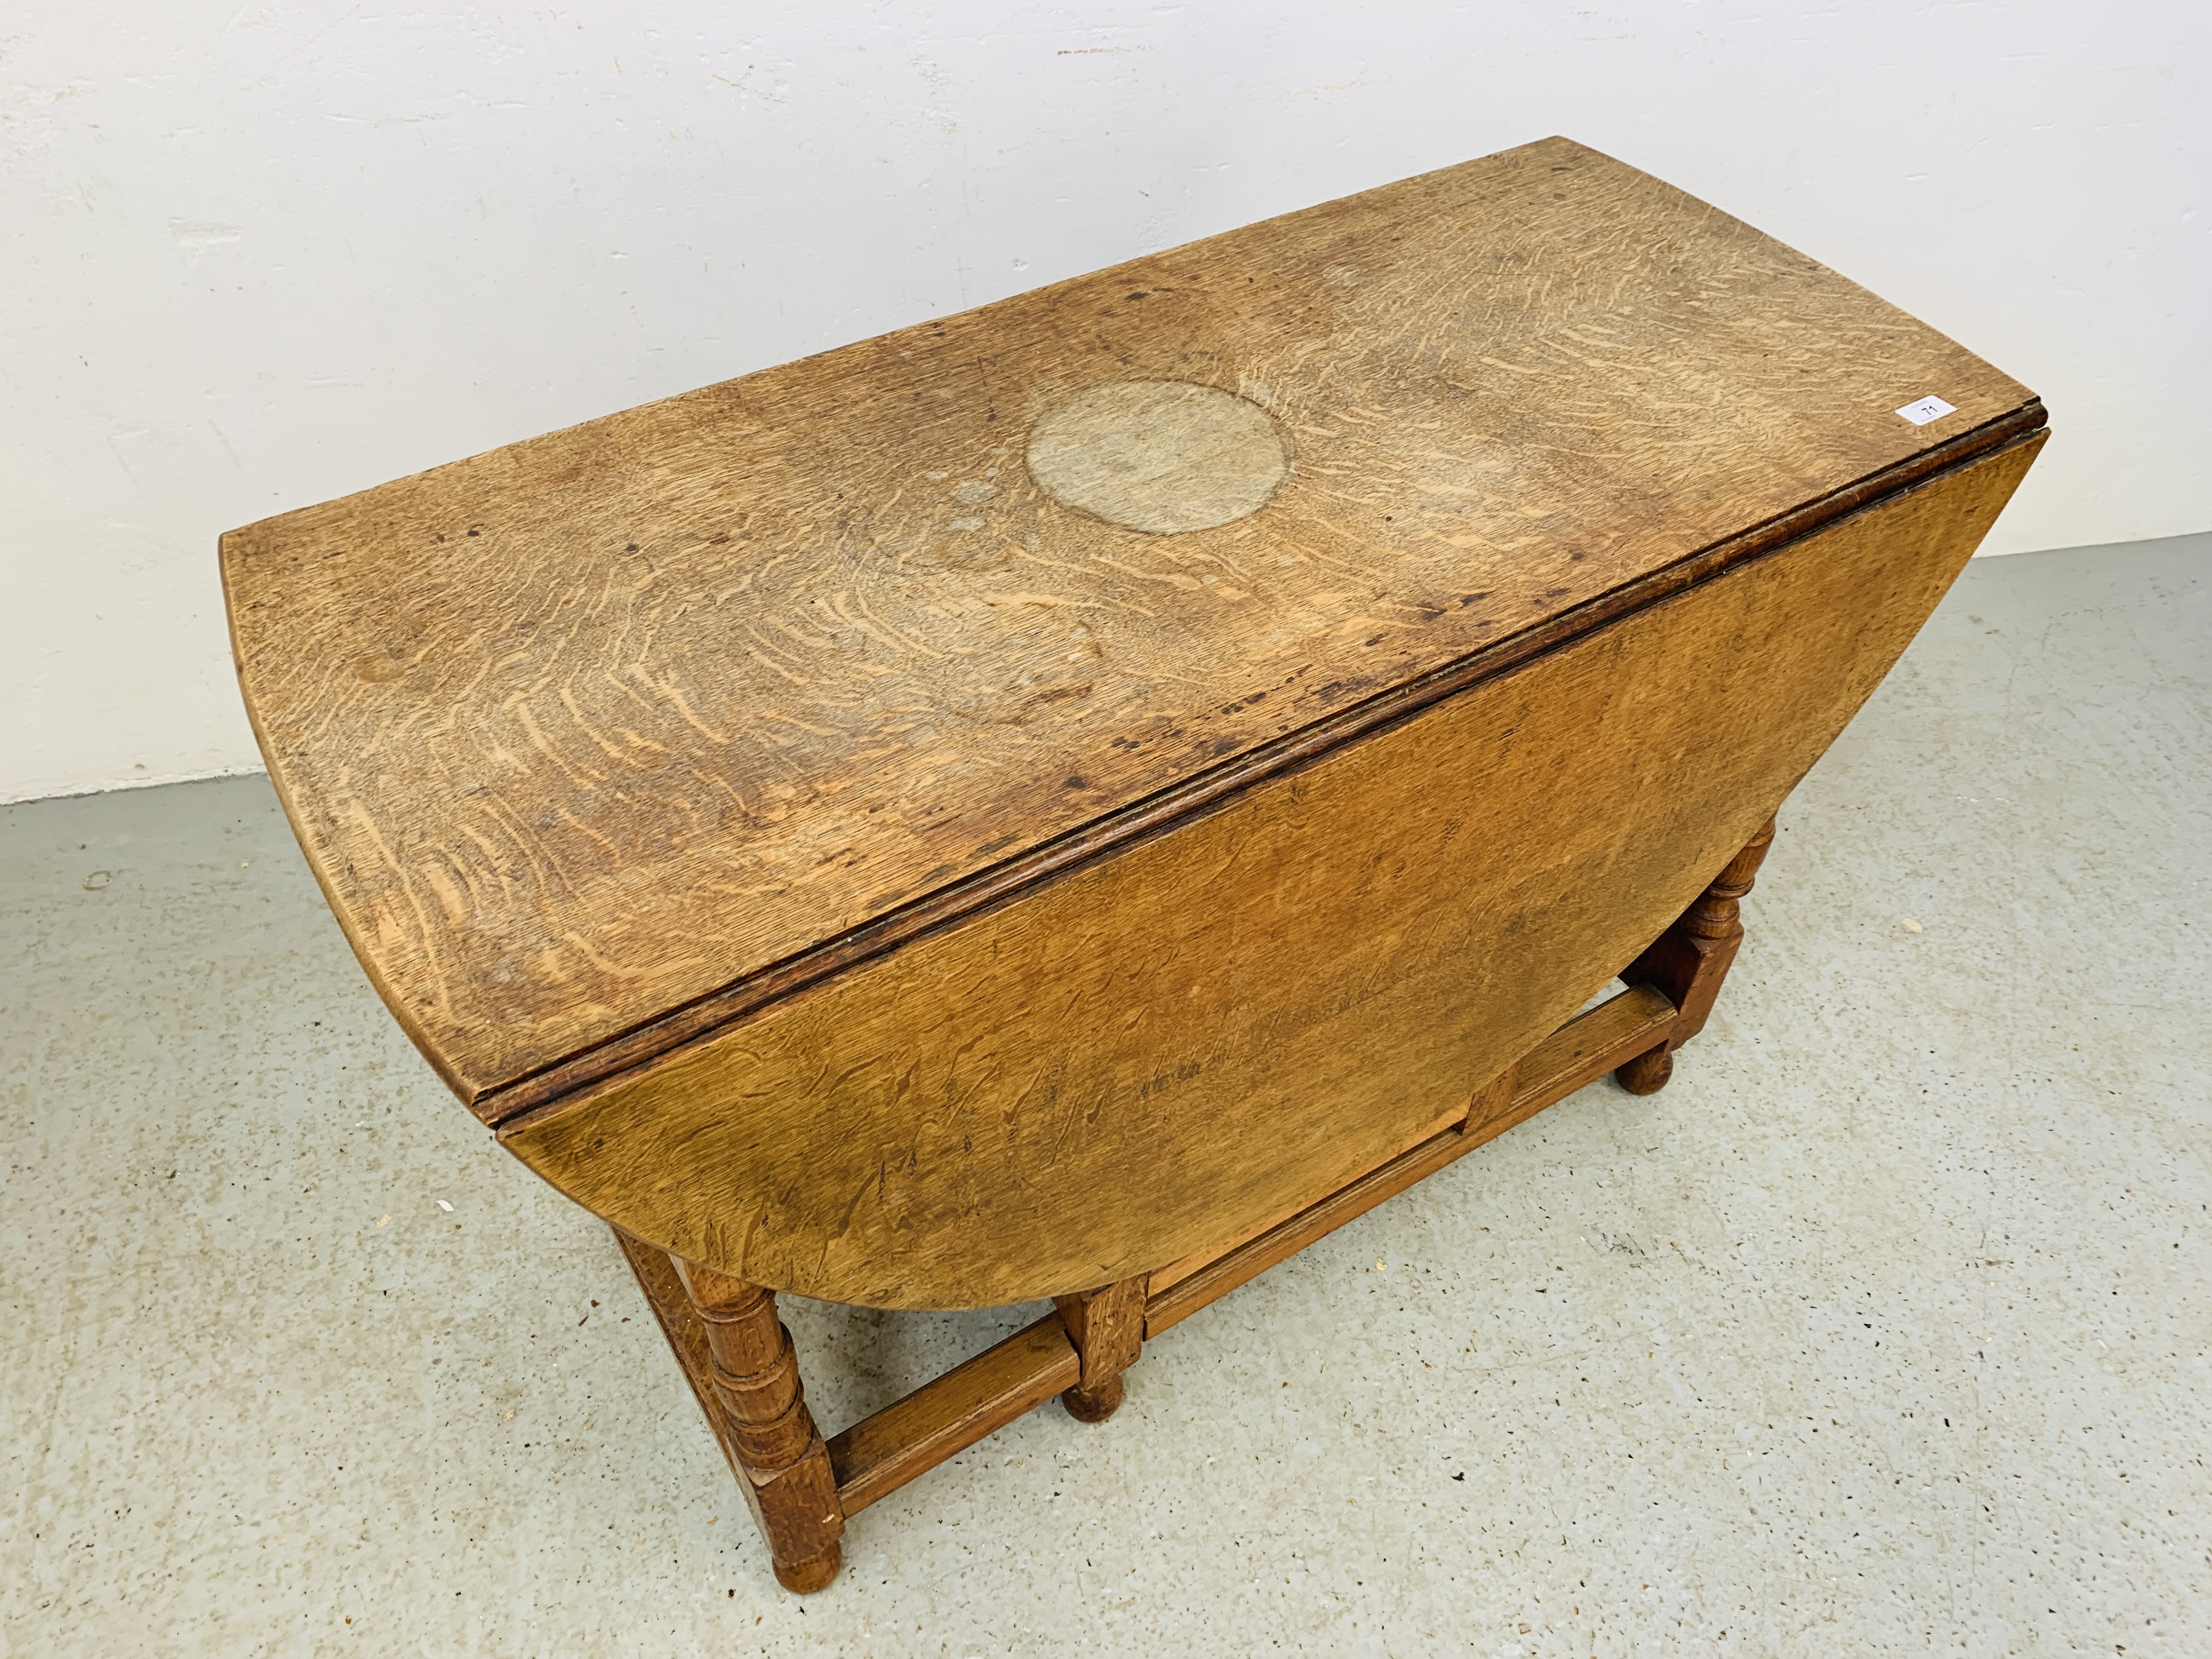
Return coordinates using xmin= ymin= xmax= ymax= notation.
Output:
xmin=469 ymin=402 xmax=2036 ymax=1126
xmin=500 ymin=432 xmax=2042 ymax=1310
xmin=221 ymin=136 xmax=2038 ymax=1104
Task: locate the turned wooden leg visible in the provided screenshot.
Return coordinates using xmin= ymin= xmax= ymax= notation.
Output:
xmin=669 ymin=1256 xmax=845 ymax=1594
xmin=1053 ymin=1277 xmax=1146 ymax=1423
xmin=1616 ymin=816 xmax=1777 ymax=1094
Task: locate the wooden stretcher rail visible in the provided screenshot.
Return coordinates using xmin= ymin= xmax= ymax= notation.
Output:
xmin=827 ymin=1317 xmax=1077 ymax=1515
xmin=810 ymin=980 xmax=1679 ymax=1516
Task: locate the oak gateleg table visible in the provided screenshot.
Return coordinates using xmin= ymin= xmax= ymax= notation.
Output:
xmin=222 ymin=137 xmax=2045 ymax=1592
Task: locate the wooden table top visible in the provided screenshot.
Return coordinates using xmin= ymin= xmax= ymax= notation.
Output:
xmin=221 ymin=136 xmax=2036 ymax=1110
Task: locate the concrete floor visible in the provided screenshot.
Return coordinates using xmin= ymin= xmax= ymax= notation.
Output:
xmin=4 ymin=533 xmax=2208 ymax=1658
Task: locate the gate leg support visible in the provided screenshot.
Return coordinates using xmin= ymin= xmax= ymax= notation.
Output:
xmin=1617 ymin=816 xmax=1777 ymax=1095
xmin=1053 ymin=1277 xmax=1146 ymax=1423
xmin=670 ymin=1256 xmax=845 ymax=1593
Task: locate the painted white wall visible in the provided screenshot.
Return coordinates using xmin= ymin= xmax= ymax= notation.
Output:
xmin=5 ymin=2 xmax=2207 ymax=804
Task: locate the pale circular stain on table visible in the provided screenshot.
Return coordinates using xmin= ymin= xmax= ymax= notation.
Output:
xmin=1025 ymin=380 xmax=1293 ymax=534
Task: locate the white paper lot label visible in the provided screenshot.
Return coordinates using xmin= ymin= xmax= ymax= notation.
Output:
xmin=1896 ymin=395 xmax=1957 ymax=426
